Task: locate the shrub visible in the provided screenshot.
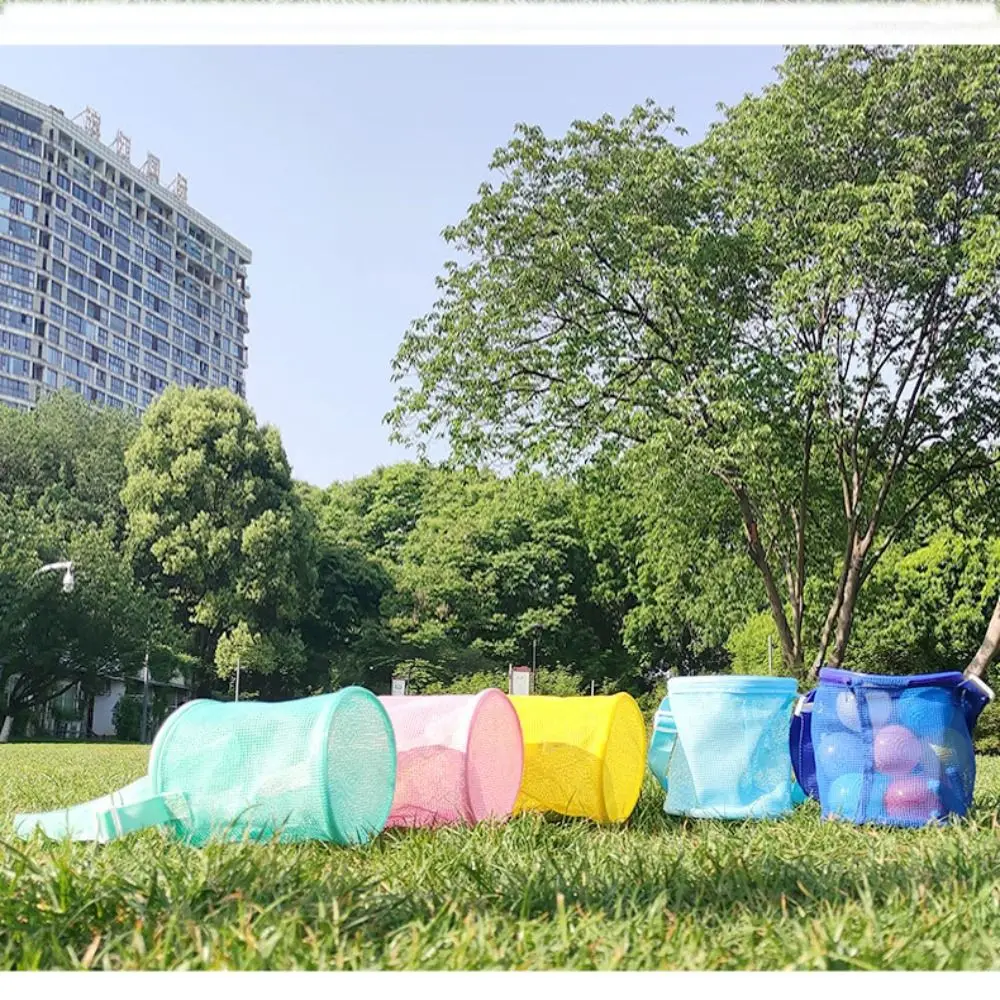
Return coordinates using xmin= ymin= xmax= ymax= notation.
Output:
xmin=421 ymin=670 xmax=507 ymax=695
xmin=533 ymin=668 xmax=582 ymax=696
xmin=111 ymin=694 xmax=142 ymax=742
xmin=726 ymin=611 xmax=783 ymax=676
xmin=975 ymin=700 xmax=1000 ymax=755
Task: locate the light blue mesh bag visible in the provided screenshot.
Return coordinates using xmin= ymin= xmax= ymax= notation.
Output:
xmin=647 ymin=676 xmax=803 ymax=819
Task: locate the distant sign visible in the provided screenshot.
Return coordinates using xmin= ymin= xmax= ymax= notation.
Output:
xmin=509 ymin=666 xmax=535 ymax=697
xmin=391 ymin=677 xmax=408 ymax=697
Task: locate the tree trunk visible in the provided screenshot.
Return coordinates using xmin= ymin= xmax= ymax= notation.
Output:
xmin=729 ymin=481 xmax=801 ymax=674
xmin=965 ymin=594 xmax=1000 ymax=681
xmin=0 ymin=715 xmax=12 ymax=743
xmin=809 ymin=517 xmax=860 ymax=681
xmin=828 ymin=548 xmax=866 ymax=668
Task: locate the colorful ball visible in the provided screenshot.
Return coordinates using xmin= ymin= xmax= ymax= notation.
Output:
xmin=897 ymin=688 xmax=953 ymax=740
xmin=815 ymin=731 xmax=865 ymax=778
xmin=825 ymin=774 xmax=890 ymax=820
xmin=873 ymin=724 xmax=922 ymax=775
xmin=836 ymin=689 xmax=893 ymax=731
xmin=826 ymin=773 xmax=863 ymax=817
xmin=884 ymin=776 xmax=941 ymax=821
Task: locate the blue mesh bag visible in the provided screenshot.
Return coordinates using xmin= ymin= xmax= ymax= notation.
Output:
xmin=802 ymin=668 xmax=994 ymax=827
xmin=647 ymin=676 xmax=803 ymax=820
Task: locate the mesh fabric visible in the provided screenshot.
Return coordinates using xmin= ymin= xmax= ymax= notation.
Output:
xmin=150 ymin=687 xmax=396 ymax=845
xmin=509 ymin=693 xmax=646 ymax=823
xmin=379 ymin=689 xmax=523 ymax=828
xmin=650 ymin=676 xmax=799 ymax=820
xmin=812 ymin=668 xmax=978 ymax=827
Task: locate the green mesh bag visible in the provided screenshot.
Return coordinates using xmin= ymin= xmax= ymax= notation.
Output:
xmin=14 ymin=687 xmax=397 ymax=847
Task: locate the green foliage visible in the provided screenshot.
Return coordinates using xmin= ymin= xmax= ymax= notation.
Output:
xmin=4 ymin=745 xmax=1000 ymax=969
xmin=387 ymin=469 xmax=634 ymax=688
xmin=974 ymin=702 xmax=1000 ymax=756
xmin=322 ymin=463 xmax=442 ymax=566
xmin=636 ymin=679 xmax=668 ymax=721
xmin=298 ymin=481 xmax=400 ymax=694
xmin=848 ymin=529 xmax=1000 ymax=676
xmin=389 ymin=47 xmax=1000 ymax=680
xmin=4 ymin=48 xmax=1000 ymax=719
xmin=111 ymin=695 xmax=142 ymax=742
xmin=420 ymin=670 xmax=508 ymax=696
xmin=533 ymin=667 xmax=583 ymax=696
xmin=0 ymin=391 xmax=138 ymax=535
xmin=121 ymin=388 xmax=316 ymax=692
xmin=0 ymin=494 xmax=176 ymax=731
xmin=726 ymin=611 xmax=782 ymax=676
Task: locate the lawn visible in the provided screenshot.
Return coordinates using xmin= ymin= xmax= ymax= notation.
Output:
xmin=2 ymin=742 xmax=1000 ymax=970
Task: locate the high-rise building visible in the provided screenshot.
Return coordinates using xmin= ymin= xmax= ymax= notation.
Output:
xmin=0 ymin=84 xmax=251 ymax=415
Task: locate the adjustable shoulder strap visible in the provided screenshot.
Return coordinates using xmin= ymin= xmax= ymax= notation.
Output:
xmin=14 ymin=776 xmax=190 ymax=844
xmin=647 ymin=698 xmax=677 ymax=793
xmin=789 ymin=690 xmax=819 ymax=801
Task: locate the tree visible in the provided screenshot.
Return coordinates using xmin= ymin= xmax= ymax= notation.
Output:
xmin=389 ymin=47 xmax=1000 ymax=681
xmin=111 ymin=694 xmax=142 ymax=742
xmin=0 ymin=497 xmax=172 ymax=741
xmin=121 ymin=387 xmax=316 ymax=694
xmin=385 ymin=469 xmax=627 ymax=689
xmin=297 ymin=482 xmax=397 ymax=693
xmin=319 ymin=462 xmax=443 ymax=567
xmin=847 ymin=526 xmax=1000 ymax=676
xmin=0 ymin=390 xmax=138 ymax=536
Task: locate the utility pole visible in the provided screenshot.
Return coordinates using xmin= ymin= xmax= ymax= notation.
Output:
xmin=235 ymin=656 xmax=241 ymax=702
xmin=139 ymin=648 xmax=150 ymax=744
xmin=768 ymin=635 xmax=773 ymax=675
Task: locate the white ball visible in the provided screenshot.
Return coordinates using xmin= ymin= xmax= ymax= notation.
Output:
xmin=836 ymin=691 xmax=861 ymax=731
xmin=835 ymin=689 xmax=892 ymax=731
xmin=867 ymin=690 xmax=893 ymax=728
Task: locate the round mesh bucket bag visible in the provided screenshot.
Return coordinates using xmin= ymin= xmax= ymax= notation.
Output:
xmin=14 ymin=687 xmax=397 ymax=846
xmin=379 ymin=689 xmax=524 ymax=828
xmin=804 ymin=668 xmax=994 ymax=827
xmin=648 ymin=676 xmax=801 ymax=820
xmin=509 ymin=693 xmax=647 ymax=823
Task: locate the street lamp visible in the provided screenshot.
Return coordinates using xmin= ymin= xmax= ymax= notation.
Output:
xmin=531 ymin=623 xmax=543 ymax=672
xmin=30 ymin=561 xmax=75 ymax=738
xmin=34 ymin=561 xmax=75 ymax=594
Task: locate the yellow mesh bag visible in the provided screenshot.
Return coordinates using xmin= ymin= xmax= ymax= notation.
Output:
xmin=510 ymin=693 xmax=647 ymax=823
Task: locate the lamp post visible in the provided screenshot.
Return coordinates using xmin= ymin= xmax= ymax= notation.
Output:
xmin=30 ymin=561 xmax=75 ymax=739
xmin=33 ymin=561 xmax=74 ymax=594
xmin=139 ymin=647 xmax=150 ymax=744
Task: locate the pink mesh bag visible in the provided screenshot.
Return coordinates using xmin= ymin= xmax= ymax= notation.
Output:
xmin=379 ymin=689 xmax=524 ymax=828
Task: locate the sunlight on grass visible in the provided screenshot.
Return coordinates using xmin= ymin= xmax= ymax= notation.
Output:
xmin=2 ymin=743 xmax=1000 ymax=969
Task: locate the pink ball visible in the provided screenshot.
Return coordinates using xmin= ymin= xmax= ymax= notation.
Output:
xmin=873 ymin=725 xmax=921 ymax=775
xmin=884 ymin=776 xmax=940 ymax=820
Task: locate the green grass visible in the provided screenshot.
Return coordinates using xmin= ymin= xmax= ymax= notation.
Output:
xmin=2 ymin=743 xmax=1000 ymax=970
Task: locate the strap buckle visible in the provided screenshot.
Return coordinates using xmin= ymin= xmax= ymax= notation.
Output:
xmin=963 ymin=674 xmax=995 ymax=703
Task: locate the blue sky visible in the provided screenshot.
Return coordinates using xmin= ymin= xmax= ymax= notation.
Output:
xmin=2 ymin=46 xmax=783 ymax=487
